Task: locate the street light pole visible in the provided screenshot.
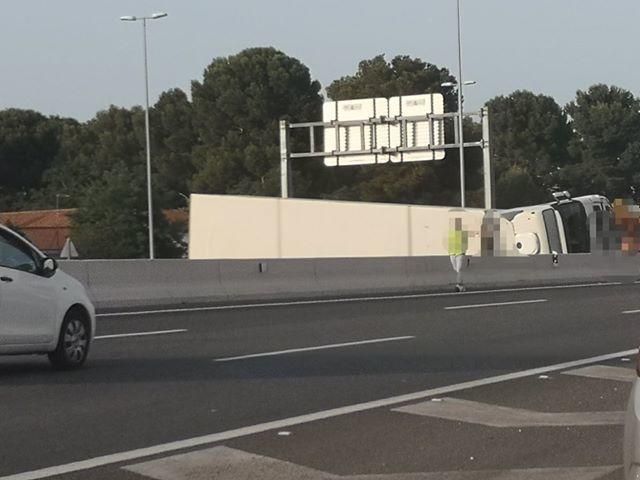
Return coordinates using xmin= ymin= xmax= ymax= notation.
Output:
xmin=456 ymin=0 xmax=466 ymax=208
xmin=121 ymin=12 xmax=167 ymax=260
xmin=441 ymin=78 xmax=476 ymax=207
xmin=141 ymin=18 xmax=155 ymax=260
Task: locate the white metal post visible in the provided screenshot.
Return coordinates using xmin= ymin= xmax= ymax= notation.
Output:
xmin=456 ymin=0 xmax=466 ymax=208
xmin=481 ymin=107 xmax=494 ymax=210
xmin=279 ymin=120 xmax=291 ymax=198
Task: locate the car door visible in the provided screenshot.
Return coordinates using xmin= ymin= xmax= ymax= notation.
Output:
xmin=0 ymin=230 xmax=58 ymax=347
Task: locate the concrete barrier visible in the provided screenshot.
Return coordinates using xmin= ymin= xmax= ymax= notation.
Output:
xmin=218 ymin=259 xmax=318 ymax=301
xmin=59 ymin=255 xmax=640 ymax=312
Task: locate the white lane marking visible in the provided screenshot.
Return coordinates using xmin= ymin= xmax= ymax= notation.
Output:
xmin=213 ymin=336 xmax=416 ymax=362
xmin=94 ymin=329 xmax=187 ymax=340
xmin=444 ymin=299 xmax=547 ymax=310
xmin=623 ymin=309 xmax=640 ymax=314
xmin=124 ymin=446 xmax=619 ymax=480
xmin=3 ymin=347 xmax=636 ymax=480
xmin=96 ymin=282 xmax=622 ymax=318
xmin=393 ymin=397 xmax=624 ymax=427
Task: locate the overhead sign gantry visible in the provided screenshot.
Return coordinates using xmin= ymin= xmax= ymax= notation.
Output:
xmin=279 ymin=93 xmax=494 ymax=209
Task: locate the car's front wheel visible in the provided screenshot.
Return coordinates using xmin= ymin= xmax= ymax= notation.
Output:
xmin=48 ymin=309 xmax=90 ymax=369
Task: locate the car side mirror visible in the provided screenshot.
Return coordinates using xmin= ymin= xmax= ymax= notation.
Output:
xmin=42 ymin=257 xmax=58 ymax=276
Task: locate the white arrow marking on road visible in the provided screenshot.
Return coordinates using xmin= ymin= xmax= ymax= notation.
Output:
xmin=393 ymin=397 xmax=624 ymax=427
xmin=124 ymin=446 xmax=618 ymax=480
xmin=213 ymin=336 xmax=416 ymax=362
xmin=444 ymin=299 xmax=547 ymax=310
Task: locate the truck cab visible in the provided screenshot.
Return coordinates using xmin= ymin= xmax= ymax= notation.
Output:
xmin=498 ymin=192 xmax=612 ymax=255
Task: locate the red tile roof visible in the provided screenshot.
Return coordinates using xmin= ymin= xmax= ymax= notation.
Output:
xmin=0 ymin=209 xmax=73 ymax=255
xmin=0 ymin=208 xmax=188 ymax=256
xmin=163 ymin=208 xmax=189 ymax=225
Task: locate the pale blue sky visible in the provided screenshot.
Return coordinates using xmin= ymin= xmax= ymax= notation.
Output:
xmin=2 ymin=0 xmax=639 ymax=120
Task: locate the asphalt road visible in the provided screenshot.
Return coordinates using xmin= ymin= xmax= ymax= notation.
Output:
xmin=2 ymin=282 xmax=640 ymax=479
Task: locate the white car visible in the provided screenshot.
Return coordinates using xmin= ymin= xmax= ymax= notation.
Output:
xmin=0 ymin=224 xmax=95 ymax=369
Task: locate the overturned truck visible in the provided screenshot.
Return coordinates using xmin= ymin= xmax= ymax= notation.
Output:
xmin=188 ymin=192 xmax=614 ymax=260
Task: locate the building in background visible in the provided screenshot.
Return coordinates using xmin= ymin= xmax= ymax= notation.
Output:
xmin=0 ymin=208 xmax=189 ymax=258
xmin=0 ymin=209 xmax=74 ymax=257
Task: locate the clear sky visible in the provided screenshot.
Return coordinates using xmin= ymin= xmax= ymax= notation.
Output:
xmin=2 ymin=0 xmax=639 ymax=121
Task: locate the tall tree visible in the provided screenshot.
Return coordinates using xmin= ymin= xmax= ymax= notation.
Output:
xmin=327 ymin=55 xmax=457 ymax=111
xmin=0 ymin=109 xmax=68 ymax=211
xmin=40 ymin=105 xmax=185 ymax=258
xmin=71 ymin=167 xmax=184 ymax=259
xmin=486 ymin=90 xmax=572 ymax=207
xmin=42 ymin=106 xmax=146 ymax=199
xmin=564 ymin=84 xmax=640 ymax=198
xmin=190 ymin=47 xmax=323 ymax=197
xmin=150 ymin=88 xmax=198 ymax=207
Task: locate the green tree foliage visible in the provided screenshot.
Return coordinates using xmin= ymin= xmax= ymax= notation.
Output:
xmin=327 ymin=55 xmax=457 ymax=111
xmin=495 ymin=166 xmax=549 ymax=209
xmin=41 ymin=106 xmax=185 ymax=258
xmin=43 ymin=106 xmax=146 ymax=196
xmin=564 ymin=84 xmax=640 ymax=198
xmin=486 ymin=91 xmax=572 ymax=207
xmin=190 ymin=47 xmax=323 ymax=196
xmin=0 ymin=109 xmax=70 ymax=211
xmin=71 ymin=168 xmax=184 ymax=259
xmin=150 ymin=89 xmax=197 ymax=207
xmin=325 ymin=54 xmax=480 ymax=206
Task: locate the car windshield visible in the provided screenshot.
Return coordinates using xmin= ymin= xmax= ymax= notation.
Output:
xmin=554 ymin=201 xmax=590 ymax=253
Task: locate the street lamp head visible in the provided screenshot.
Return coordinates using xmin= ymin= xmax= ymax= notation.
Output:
xmin=441 ymin=80 xmax=476 ymax=88
xmin=120 ymin=15 xmax=137 ymax=21
xmin=151 ymin=12 xmax=168 ymax=19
